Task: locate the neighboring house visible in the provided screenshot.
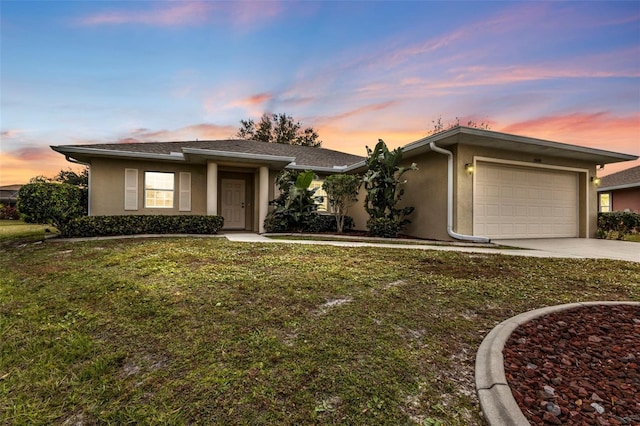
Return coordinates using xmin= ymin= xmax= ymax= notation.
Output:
xmin=52 ymin=127 xmax=638 ymax=240
xmin=597 ymin=165 xmax=640 ymax=213
xmin=0 ymin=184 xmax=22 ymax=207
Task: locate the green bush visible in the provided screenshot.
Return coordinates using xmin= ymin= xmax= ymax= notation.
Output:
xmin=363 ymin=139 xmax=417 ymax=237
xmin=63 ymin=215 xmax=224 ymax=238
xmin=263 ymin=211 xmax=289 ymax=233
xmin=597 ymin=211 xmax=640 ymax=240
xmin=17 ymin=182 xmax=87 ymax=233
xmin=304 ymin=214 xmax=354 ymax=233
xmin=264 ymin=170 xmax=323 ymax=232
xmin=367 ymin=217 xmax=402 ymax=238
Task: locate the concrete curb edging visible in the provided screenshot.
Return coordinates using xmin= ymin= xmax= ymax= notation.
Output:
xmin=475 ymin=301 xmax=640 ymax=426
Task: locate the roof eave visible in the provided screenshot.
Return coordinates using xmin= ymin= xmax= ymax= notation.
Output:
xmin=399 ymin=127 xmax=639 ymax=164
xmin=598 ymin=182 xmax=640 ymax=192
xmin=51 ymin=145 xmax=186 ymax=163
xmin=181 ymin=147 xmax=295 ymax=168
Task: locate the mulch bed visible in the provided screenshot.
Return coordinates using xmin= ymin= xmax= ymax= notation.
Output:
xmin=503 ymin=304 xmax=640 ymax=425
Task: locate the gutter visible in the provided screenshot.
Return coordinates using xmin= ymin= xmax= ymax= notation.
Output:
xmin=428 ymin=142 xmax=491 ymax=244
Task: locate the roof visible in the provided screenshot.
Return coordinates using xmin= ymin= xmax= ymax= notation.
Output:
xmin=401 ymin=126 xmax=638 ymax=165
xmin=51 ymin=128 xmax=638 ymax=173
xmin=51 ymin=139 xmax=365 ymax=172
xmin=598 ymin=165 xmax=640 ymax=191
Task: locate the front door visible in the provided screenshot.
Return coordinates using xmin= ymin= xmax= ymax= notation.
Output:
xmin=221 ymin=179 xmax=246 ymax=229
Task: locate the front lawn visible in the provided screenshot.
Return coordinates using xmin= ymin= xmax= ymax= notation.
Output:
xmin=0 ymin=220 xmax=57 ymax=244
xmin=1 ymin=238 xmax=638 ymax=425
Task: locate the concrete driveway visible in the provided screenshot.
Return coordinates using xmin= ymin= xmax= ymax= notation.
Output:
xmin=493 ymin=238 xmax=640 ymax=263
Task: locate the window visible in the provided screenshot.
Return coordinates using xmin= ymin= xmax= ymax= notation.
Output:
xmin=145 ymin=172 xmax=174 ymax=208
xmin=599 ymin=192 xmax=611 ymax=212
xmin=310 ymin=179 xmax=328 ymax=212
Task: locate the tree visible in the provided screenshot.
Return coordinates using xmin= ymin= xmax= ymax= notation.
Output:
xmin=54 ymin=167 xmax=88 ymax=187
xmin=322 ymin=174 xmax=361 ymax=233
xmin=17 ymin=182 xmax=87 ymax=235
xmin=236 ymin=113 xmax=322 ymax=147
xmin=363 ymin=139 xmax=417 ymax=237
xmin=428 ymin=116 xmax=491 ymax=135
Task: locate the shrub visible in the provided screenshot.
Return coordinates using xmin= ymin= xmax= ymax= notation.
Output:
xmin=265 ymin=170 xmax=322 ymax=232
xmin=304 ymin=214 xmax=354 ymax=233
xmin=597 ymin=211 xmax=640 ymax=240
xmin=367 ymin=217 xmax=402 ymax=238
xmin=17 ymin=182 xmax=87 ymax=233
xmin=322 ymin=174 xmax=361 ymax=233
xmin=363 ymin=139 xmax=417 ymax=237
xmin=63 ymin=215 xmax=224 ymax=238
xmin=0 ymin=204 xmax=19 ymax=220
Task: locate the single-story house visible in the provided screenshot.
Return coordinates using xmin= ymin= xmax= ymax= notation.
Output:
xmin=51 ymin=139 xmax=364 ymax=233
xmin=0 ymin=184 xmax=22 ymax=207
xmin=597 ymin=165 xmax=640 ymax=213
xmin=52 ymin=127 xmax=638 ymax=241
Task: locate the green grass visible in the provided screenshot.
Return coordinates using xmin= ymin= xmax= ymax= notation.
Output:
xmin=623 ymin=234 xmax=640 ymax=242
xmin=0 ymin=220 xmax=58 ymax=244
xmin=1 ymin=237 xmax=639 ymax=425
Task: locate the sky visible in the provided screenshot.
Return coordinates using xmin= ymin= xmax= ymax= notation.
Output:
xmin=1 ymin=0 xmax=639 ymax=186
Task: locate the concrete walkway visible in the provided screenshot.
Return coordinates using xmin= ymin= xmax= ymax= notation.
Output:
xmin=493 ymin=238 xmax=640 ymax=263
xmin=223 ymin=233 xmax=640 ymax=262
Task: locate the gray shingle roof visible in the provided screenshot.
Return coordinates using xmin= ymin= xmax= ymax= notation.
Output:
xmin=599 ymin=165 xmax=640 ymax=190
xmin=57 ymin=139 xmax=365 ymax=169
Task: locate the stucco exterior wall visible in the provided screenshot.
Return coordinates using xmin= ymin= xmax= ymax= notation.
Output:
xmin=454 ymin=144 xmax=597 ymax=238
xmin=368 ymin=143 xmax=598 ymax=241
xmin=90 ymin=158 xmax=208 ymax=216
xmin=611 ymin=188 xmax=640 ymax=212
xmin=89 ymin=159 xmax=279 ymax=232
xmin=399 ymin=153 xmax=450 ymax=241
xmin=348 ymin=186 xmax=369 ymax=232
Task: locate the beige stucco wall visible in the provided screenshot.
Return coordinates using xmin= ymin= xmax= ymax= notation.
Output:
xmin=89 ymin=159 xmax=279 ymax=232
xmin=401 ymin=145 xmax=597 ymax=240
xmin=399 ymin=153 xmax=450 ymax=241
xmin=454 ymin=144 xmax=597 ymax=238
xmin=350 ymin=143 xmax=598 ymax=240
xmin=90 ymin=158 xmax=208 ymax=216
xmin=348 ymin=186 xmax=369 ymax=231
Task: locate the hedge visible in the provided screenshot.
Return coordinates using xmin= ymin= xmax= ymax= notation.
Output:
xmin=63 ymin=215 xmax=224 ymax=238
xmin=303 ymin=214 xmax=354 ymax=233
xmin=366 ymin=217 xmax=403 ymax=238
xmin=597 ymin=211 xmax=640 ymax=239
xmin=264 ymin=213 xmax=354 ymax=234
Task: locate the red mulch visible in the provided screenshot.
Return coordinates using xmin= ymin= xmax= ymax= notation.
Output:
xmin=503 ymin=305 xmax=640 ymax=425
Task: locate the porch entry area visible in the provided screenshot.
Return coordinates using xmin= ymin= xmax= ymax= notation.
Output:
xmin=206 ymin=162 xmax=270 ymax=233
xmin=221 ymin=178 xmax=246 ymax=229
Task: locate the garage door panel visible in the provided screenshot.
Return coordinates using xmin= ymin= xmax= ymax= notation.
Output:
xmin=474 ymin=163 xmax=578 ymax=239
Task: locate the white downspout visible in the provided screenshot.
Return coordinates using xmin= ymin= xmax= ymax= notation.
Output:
xmin=428 ymin=142 xmax=491 ymax=243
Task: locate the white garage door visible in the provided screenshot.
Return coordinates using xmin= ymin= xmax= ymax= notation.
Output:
xmin=474 ymin=162 xmax=578 ymax=239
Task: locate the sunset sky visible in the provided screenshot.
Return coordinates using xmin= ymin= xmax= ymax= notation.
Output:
xmin=1 ymin=0 xmax=639 ymax=185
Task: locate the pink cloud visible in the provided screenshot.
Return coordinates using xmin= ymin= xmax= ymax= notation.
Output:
xmin=79 ymin=1 xmax=211 ymax=26
xmin=116 ymin=123 xmax=237 ymax=143
xmin=316 ymin=101 xmax=398 ymax=124
xmin=230 ymin=93 xmax=273 ymax=108
xmin=77 ymin=1 xmax=285 ymax=28
xmin=499 ymin=112 xmax=640 ymax=174
xmin=1 ymin=129 xmax=26 ymax=139
xmin=0 ymin=147 xmax=79 ymax=185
